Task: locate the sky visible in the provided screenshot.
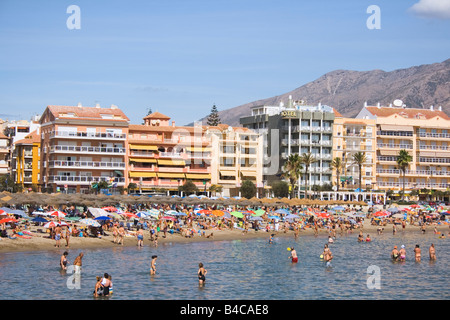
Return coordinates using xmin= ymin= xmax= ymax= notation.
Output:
xmin=0 ymin=0 xmax=449 ymax=125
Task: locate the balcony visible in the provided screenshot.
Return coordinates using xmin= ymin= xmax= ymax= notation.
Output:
xmin=419 ymin=145 xmax=450 ymax=151
xmin=50 ymin=145 xmax=126 ymax=155
xmin=48 ymin=160 xmax=126 ymax=169
xmin=376 ymin=131 xmax=413 ymax=137
xmin=376 ymin=181 xmax=450 ymax=189
xmin=377 ymin=156 xmax=398 ymax=162
xmin=418 ymin=157 xmax=450 ymax=164
xmin=377 ymin=143 xmax=413 ymax=149
xmin=49 ymin=131 xmax=126 ymax=140
xmin=377 ymin=169 xmax=450 ymax=176
xmin=419 ymin=132 xmax=450 ymax=139
xmin=48 ymin=175 xmax=126 ymax=185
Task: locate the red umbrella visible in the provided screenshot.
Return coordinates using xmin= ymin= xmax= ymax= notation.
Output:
xmin=120 ymin=212 xmax=138 ymax=219
xmin=102 ymin=206 xmax=118 ymax=212
xmin=0 ymin=218 xmax=18 ymax=224
xmin=315 ymin=212 xmax=330 ymax=219
xmin=198 ymin=210 xmax=212 ymax=215
xmin=50 ymin=211 xmax=66 ymax=218
xmin=161 ymin=216 xmax=176 ymax=221
xmin=0 ymin=209 xmax=6 ymax=215
xmin=374 ymin=211 xmax=390 ymax=217
xmin=409 ymin=204 xmax=421 ymax=208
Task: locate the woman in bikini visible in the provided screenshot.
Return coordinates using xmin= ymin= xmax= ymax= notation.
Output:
xmin=60 ymin=251 xmax=69 ymax=271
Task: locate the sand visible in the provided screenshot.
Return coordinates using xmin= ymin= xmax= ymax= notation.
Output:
xmin=1 ymin=219 xmax=448 ymax=254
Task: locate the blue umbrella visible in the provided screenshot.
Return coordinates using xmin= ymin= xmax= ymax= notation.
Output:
xmin=249 ymin=216 xmax=263 ymax=221
xmin=94 ymin=216 xmax=112 ymax=221
xmin=275 ymin=208 xmax=289 ymax=215
xmin=32 ymin=216 xmax=48 ymax=223
xmin=334 ymin=206 xmax=345 ymax=211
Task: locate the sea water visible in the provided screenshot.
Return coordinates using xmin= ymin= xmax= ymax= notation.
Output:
xmin=0 ymin=230 xmax=448 ymax=300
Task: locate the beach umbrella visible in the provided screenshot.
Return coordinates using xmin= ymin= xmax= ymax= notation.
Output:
xmin=165 ymin=210 xmax=179 ymax=216
xmin=333 ymin=206 xmax=345 ymax=211
xmin=267 ymin=215 xmax=280 ymax=220
xmin=242 ymin=210 xmax=255 ymax=215
xmin=439 ymin=211 xmax=450 ymax=216
xmin=387 ymin=207 xmax=399 ymax=213
xmin=284 ymin=214 xmax=299 ymax=220
xmin=198 ymin=209 xmax=212 ymax=215
xmin=50 ymin=211 xmax=66 ymax=218
xmin=275 ymin=208 xmax=289 ymax=215
xmin=0 ymin=218 xmax=18 ymax=224
xmin=315 ymin=212 xmax=330 ymax=219
xmin=102 ymin=206 xmax=117 ymax=212
xmin=43 ymin=221 xmax=59 ymax=228
xmin=392 ymin=213 xmax=405 ymax=219
xmin=212 ymin=210 xmax=225 ymax=217
xmin=249 ymin=216 xmax=263 ymax=221
xmin=120 ymin=212 xmax=138 ymax=219
xmin=252 ymin=209 xmax=266 ymax=216
xmin=135 ymin=211 xmax=150 ymax=218
xmin=94 ymin=216 xmax=112 ymax=221
xmin=161 ymin=216 xmax=176 ymax=221
xmin=79 ymin=218 xmax=101 ymax=227
xmin=230 ymin=211 xmax=244 ymax=218
xmin=31 ymin=216 xmax=48 ymax=223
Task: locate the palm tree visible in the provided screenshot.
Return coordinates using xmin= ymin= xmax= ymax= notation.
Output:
xmin=300 ymin=152 xmax=317 ymax=199
xmin=282 ymin=153 xmax=303 ymax=198
xmin=396 ymin=149 xmax=413 ymax=201
xmin=352 ymin=152 xmax=367 ymax=193
xmin=331 ymin=157 xmax=345 ymax=192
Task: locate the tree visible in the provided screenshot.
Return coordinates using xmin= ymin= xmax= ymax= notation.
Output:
xmin=281 ymin=153 xmax=302 ymax=198
xmin=352 ymin=152 xmax=367 ymax=193
xmin=396 ymin=149 xmax=413 ymax=201
xmin=240 ymin=180 xmax=256 ymax=199
xmin=206 ymin=104 xmax=221 ymax=126
xmin=127 ymin=183 xmax=137 ymax=194
xmin=209 ymin=184 xmax=223 ymax=197
xmin=271 ymin=181 xmax=290 ymax=198
xmin=300 ymin=152 xmax=317 ymax=199
xmin=331 ymin=157 xmax=345 ymax=192
xmin=178 ymin=180 xmax=198 ymax=195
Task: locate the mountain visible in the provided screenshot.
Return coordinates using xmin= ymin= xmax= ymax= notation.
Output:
xmin=196 ymin=58 xmax=450 ymax=126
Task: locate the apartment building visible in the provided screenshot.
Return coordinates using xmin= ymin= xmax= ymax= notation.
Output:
xmin=356 ymin=102 xmax=450 ymax=192
xmin=332 ymin=115 xmax=377 ymax=190
xmin=240 ymin=97 xmax=335 ymax=189
xmin=13 ymin=130 xmax=41 ymax=190
xmin=209 ymin=124 xmax=264 ymax=197
xmin=127 ymin=112 xmax=212 ymax=194
xmin=0 ymin=132 xmax=9 ymax=177
xmin=39 ymin=104 xmax=129 ymax=193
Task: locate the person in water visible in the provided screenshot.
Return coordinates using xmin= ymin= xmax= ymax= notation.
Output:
xmin=73 ymin=252 xmax=84 ymax=274
xmin=60 ymin=251 xmax=69 ymax=270
xmin=365 ymin=234 xmax=371 ymax=242
xmin=289 ymin=247 xmax=298 ymax=263
xmin=391 ymin=246 xmax=399 ymax=261
xmin=322 ymin=244 xmax=333 ymax=265
xmin=429 ymin=243 xmax=436 ymax=261
xmin=269 ymin=234 xmax=274 ymax=244
xmin=399 ymin=245 xmax=406 ymax=262
xmin=198 ymin=263 xmax=207 ymax=286
xmin=414 ymin=244 xmax=421 ymax=262
xmin=150 ymin=255 xmax=157 ymax=275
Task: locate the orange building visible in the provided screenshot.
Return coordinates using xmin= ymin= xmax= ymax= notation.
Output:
xmin=39 ymin=104 xmax=129 ymax=193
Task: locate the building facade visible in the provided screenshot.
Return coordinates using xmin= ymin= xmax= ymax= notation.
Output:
xmin=356 ymin=102 xmax=450 ymax=193
xmin=39 ymin=104 xmax=129 ymax=193
xmin=240 ymin=97 xmax=336 ymax=193
xmin=13 ymin=130 xmax=41 ymax=190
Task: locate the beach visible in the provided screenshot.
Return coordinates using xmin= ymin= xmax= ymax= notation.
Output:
xmin=1 ymin=216 xmax=448 ymax=254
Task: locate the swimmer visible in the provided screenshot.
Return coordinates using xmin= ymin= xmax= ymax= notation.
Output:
xmin=198 ymin=263 xmax=207 ymax=286
xmin=73 ymin=252 xmax=84 ymax=274
xmin=289 ymin=247 xmax=298 ymax=263
xmin=60 ymin=251 xmax=69 ymax=270
xmin=322 ymin=244 xmax=333 ymax=264
xmin=414 ymin=244 xmax=421 ymax=262
xmin=328 ymin=236 xmax=334 ymax=244
xmin=429 ymin=243 xmax=436 ymax=261
xmin=399 ymin=245 xmax=406 ymax=262
xmin=150 ymin=255 xmax=157 ymax=275
xmin=269 ymin=234 xmax=274 ymax=244
xmin=365 ymin=234 xmax=371 ymax=242
xmin=391 ymin=246 xmax=399 ymax=261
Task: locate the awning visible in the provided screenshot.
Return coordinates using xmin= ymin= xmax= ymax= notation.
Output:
xmin=129 ymin=158 xmax=157 ymax=163
xmin=220 ymin=170 xmax=237 ymax=176
xmin=379 ymin=125 xmax=413 ymax=132
xmin=158 ymin=159 xmax=185 ymax=166
xmin=129 ymin=172 xmax=157 ymax=178
xmin=185 ymin=173 xmax=211 ymax=180
xmin=379 ymin=150 xmax=399 ymax=156
xmin=157 ymin=173 xmax=186 ymax=179
xmin=114 ymin=170 xmax=124 ymax=176
xmin=186 ymin=147 xmax=211 ymax=152
xmin=129 ymin=144 xmax=158 ymax=151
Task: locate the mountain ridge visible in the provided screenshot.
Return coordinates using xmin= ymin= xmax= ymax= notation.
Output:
xmin=195 ymin=58 xmax=450 ymax=126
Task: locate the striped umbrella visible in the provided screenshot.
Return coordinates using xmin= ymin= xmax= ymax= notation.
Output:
xmin=79 ymin=218 xmax=101 ymax=227
xmin=50 ymin=211 xmax=66 ymax=218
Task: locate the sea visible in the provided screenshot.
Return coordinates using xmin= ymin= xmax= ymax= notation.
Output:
xmin=0 ymin=230 xmax=448 ymax=300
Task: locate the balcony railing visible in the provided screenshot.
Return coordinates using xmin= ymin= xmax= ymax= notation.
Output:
xmin=419 ymin=145 xmax=450 ymax=151
xmin=376 ymin=131 xmax=413 ymax=137
xmin=419 ymin=132 xmax=450 ymax=139
xmin=51 ymin=145 xmax=126 ymax=154
xmin=418 ymin=157 xmax=450 ymax=164
xmin=377 ymin=143 xmax=413 ymax=149
xmin=376 ymin=181 xmax=450 ymax=189
xmin=49 ymin=131 xmax=126 ymax=140
xmin=377 ymin=169 xmax=450 ymax=176
xmin=48 ymin=160 xmax=126 ymax=169
xmin=48 ymin=176 xmax=126 ymax=184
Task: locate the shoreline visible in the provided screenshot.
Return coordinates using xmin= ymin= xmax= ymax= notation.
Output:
xmin=1 ymin=221 xmax=447 ymax=254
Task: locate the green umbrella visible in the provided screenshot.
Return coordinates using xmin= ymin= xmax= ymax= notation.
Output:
xmin=252 ymin=209 xmax=266 ymax=217
xmin=230 ymin=211 xmax=244 ymax=218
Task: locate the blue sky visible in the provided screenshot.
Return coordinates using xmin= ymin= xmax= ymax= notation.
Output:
xmin=0 ymin=0 xmax=449 ymax=125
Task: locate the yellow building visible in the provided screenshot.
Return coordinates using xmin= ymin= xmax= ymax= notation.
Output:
xmin=356 ymin=103 xmax=450 ymax=193
xmin=333 ymin=115 xmax=377 ymax=190
xmin=14 ymin=130 xmax=41 ymax=190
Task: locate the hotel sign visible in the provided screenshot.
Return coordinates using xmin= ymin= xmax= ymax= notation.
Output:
xmin=280 ymin=110 xmax=297 ymax=118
